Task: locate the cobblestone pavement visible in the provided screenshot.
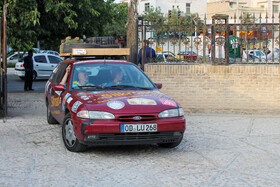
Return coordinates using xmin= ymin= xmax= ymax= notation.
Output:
xmin=1 ymin=93 xmax=280 ymax=187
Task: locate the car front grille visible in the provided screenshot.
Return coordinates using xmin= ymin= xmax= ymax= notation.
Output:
xmin=117 ymin=115 xmax=157 ymax=122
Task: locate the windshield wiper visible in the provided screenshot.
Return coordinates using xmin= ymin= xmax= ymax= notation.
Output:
xmin=73 ymin=85 xmax=101 ymax=90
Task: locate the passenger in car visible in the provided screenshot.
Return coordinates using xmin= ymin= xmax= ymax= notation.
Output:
xmin=72 ymin=70 xmax=94 ymax=88
xmin=102 ymin=68 xmax=123 ymax=87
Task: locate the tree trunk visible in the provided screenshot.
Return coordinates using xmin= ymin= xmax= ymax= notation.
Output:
xmin=126 ymin=0 xmax=138 ymax=64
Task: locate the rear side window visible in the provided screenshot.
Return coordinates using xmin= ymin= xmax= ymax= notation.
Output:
xmin=48 ymin=56 xmax=62 ymax=64
xmin=53 ymin=64 xmax=69 ymax=85
xmin=49 ymin=64 xmax=61 ymax=81
xmin=34 ymin=55 xmax=47 ymax=63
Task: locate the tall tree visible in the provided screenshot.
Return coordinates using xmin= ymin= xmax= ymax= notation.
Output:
xmin=2 ymin=0 xmax=124 ymax=51
xmin=2 ymin=0 xmax=40 ymax=52
xmin=103 ymin=2 xmax=128 ymax=39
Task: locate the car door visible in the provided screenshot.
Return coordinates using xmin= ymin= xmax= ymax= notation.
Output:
xmin=33 ymin=55 xmax=52 ymax=77
xmin=47 ymin=55 xmax=63 ymax=77
xmin=49 ymin=63 xmax=69 ymax=123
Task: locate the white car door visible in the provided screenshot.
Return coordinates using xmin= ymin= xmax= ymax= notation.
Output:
xmin=47 ymin=55 xmax=63 ymax=76
xmin=33 ymin=54 xmax=52 ymax=77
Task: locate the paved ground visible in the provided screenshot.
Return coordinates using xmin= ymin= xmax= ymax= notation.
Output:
xmin=7 ymin=68 xmax=47 ymax=93
xmin=0 ymin=93 xmax=280 ymax=186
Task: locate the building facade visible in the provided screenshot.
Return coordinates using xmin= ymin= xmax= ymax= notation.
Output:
xmin=207 ymin=0 xmax=280 ymax=21
xmin=121 ymin=0 xmax=207 ymax=17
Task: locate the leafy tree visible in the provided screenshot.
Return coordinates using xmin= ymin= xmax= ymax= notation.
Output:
xmin=2 ymin=0 xmax=40 ymax=52
xmin=103 ymin=2 xmax=128 ymax=39
xmin=36 ymin=0 xmax=113 ymax=50
xmin=141 ymin=7 xmax=202 ymax=44
xmin=1 ymin=0 xmax=125 ymax=51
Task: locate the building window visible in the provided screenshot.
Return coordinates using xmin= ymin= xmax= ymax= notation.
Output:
xmin=186 ymin=3 xmax=190 ymax=14
xmin=145 ymin=3 xmax=150 ymax=11
xmin=229 ymin=2 xmax=233 ymax=8
xmin=273 ymin=5 xmax=279 ymax=13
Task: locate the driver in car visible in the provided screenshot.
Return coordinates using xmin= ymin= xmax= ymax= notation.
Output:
xmin=72 ymin=70 xmax=94 ymax=87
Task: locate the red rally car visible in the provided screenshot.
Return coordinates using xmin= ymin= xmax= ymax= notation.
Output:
xmin=45 ymin=59 xmax=185 ymax=152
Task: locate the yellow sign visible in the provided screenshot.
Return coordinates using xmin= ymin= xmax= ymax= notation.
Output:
xmin=156 ymin=46 xmax=162 ymax=52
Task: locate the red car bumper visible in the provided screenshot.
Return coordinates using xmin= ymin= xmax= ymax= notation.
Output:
xmin=72 ymin=116 xmax=185 ymax=145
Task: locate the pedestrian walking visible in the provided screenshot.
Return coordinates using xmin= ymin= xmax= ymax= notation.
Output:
xmin=24 ymin=50 xmax=34 ymax=91
xmin=229 ymin=30 xmax=242 ymax=64
xmin=137 ymin=40 xmax=156 ymax=67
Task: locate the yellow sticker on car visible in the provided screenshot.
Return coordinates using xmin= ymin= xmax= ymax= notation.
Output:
xmin=127 ymin=98 xmax=157 ymax=105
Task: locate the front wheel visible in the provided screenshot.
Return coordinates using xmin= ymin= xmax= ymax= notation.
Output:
xmin=62 ymin=113 xmax=87 ymax=152
xmin=157 ymin=136 xmax=183 ymax=148
xmin=47 ymin=102 xmax=58 ymax=124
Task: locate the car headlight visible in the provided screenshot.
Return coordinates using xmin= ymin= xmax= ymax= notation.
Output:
xmin=158 ymin=108 xmax=184 ymax=118
xmin=77 ymin=110 xmax=115 ymax=119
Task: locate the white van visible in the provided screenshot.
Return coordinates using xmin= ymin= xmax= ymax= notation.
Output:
xmin=15 ymin=53 xmax=63 ymax=80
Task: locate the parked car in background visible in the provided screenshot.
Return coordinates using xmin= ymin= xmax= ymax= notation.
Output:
xmin=177 ymin=51 xmax=197 ymax=60
xmin=156 ymin=52 xmax=180 ymax=62
xmin=7 ymin=52 xmax=25 ymax=64
xmin=15 ymin=53 xmax=63 ymax=80
xmin=163 ymin=51 xmax=181 ymax=60
xmin=247 ymin=50 xmax=266 ymax=60
xmin=41 ymin=50 xmax=60 ymax=56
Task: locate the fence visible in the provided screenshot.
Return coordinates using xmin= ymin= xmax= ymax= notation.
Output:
xmin=137 ymin=13 xmax=280 ymax=67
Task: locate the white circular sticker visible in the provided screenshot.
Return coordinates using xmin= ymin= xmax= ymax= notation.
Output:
xmin=107 ymin=101 xmax=125 ymax=110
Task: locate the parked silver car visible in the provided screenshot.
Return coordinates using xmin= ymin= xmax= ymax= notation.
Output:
xmin=14 ymin=53 xmax=63 ymax=80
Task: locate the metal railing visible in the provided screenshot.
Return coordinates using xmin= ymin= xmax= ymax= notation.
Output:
xmin=137 ymin=13 xmax=280 ymax=66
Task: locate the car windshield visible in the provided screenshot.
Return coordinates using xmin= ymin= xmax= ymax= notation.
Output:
xmin=70 ymin=63 xmax=156 ymax=91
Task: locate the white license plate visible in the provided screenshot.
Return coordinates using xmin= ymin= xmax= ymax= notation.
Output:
xmin=121 ymin=123 xmax=157 ymax=133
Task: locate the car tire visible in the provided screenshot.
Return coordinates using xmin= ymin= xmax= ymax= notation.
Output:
xmin=19 ymin=76 xmax=25 ymax=80
xmin=62 ymin=113 xmax=87 ymax=152
xmin=157 ymin=136 xmax=183 ymax=148
xmin=33 ymin=71 xmax=37 ymax=80
xmin=47 ymin=102 xmax=59 ymax=124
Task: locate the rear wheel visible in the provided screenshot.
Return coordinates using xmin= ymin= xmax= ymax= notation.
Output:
xmin=157 ymin=136 xmax=183 ymax=148
xmin=47 ymin=102 xmax=58 ymax=124
xmin=62 ymin=113 xmax=87 ymax=152
xmin=33 ymin=71 xmax=37 ymax=80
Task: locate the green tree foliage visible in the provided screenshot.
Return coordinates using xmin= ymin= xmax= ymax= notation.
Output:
xmin=142 ymin=6 xmax=202 ymax=43
xmin=1 ymin=0 xmax=127 ymax=51
xmin=103 ymin=2 xmax=128 ymax=39
xmin=37 ymin=0 xmax=116 ymax=50
xmin=1 ymin=0 xmax=40 ymax=52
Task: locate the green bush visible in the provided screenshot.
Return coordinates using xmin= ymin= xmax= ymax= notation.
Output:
xmin=7 ymin=63 xmax=16 ymax=68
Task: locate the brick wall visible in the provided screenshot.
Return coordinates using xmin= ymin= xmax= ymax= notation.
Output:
xmin=145 ymin=64 xmax=280 ymax=114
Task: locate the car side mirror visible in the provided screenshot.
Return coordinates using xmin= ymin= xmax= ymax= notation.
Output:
xmin=54 ymin=84 xmax=65 ymax=91
xmin=154 ymin=83 xmax=162 ymax=89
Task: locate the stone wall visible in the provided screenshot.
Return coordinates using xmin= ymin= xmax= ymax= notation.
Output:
xmin=145 ymin=64 xmax=280 ymax=114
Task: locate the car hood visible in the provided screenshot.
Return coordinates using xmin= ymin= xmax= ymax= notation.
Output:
xmin=71 ymin=90 xmax=180 ymax=114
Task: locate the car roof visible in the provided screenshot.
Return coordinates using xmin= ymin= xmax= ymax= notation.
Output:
xmin=33 ymin=53 xmax=63 ymax=58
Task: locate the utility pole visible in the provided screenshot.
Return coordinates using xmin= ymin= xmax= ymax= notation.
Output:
xmin=1 ymin=0 xmax=7 ymax=119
